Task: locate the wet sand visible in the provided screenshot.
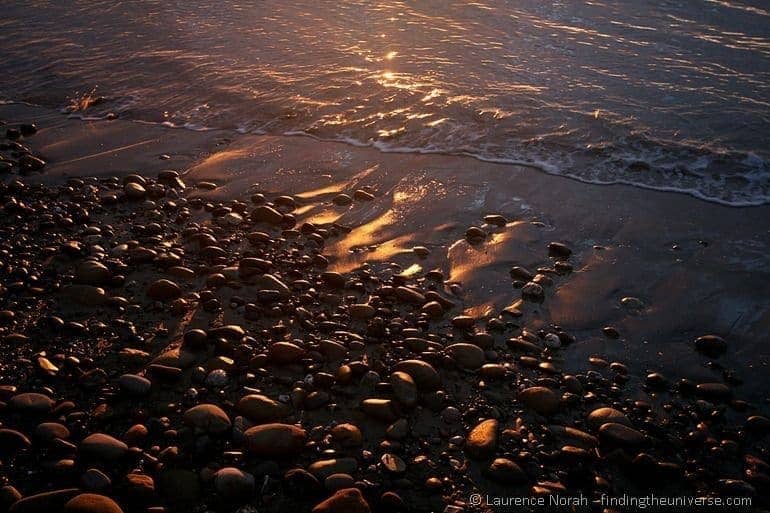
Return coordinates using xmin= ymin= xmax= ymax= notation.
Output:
xmin=1 ymin=104 xmax=769 ymax=512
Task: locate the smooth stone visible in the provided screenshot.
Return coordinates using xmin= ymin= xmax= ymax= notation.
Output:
xmin=361 ymin=398 xmax=398 ymax=422
xmin=9 ymin=489 xmax=80 ymax=513
xmin=598 ymin=422 xmax=646 ymax=446
xmin=122 ymin=473 xmax=155 ymax=501
xmin=81 ymin=433 xmax=128 ymax=460
xmin=244 ymin=423 xmax=307 ymax=457
xmin=118 ymin=374 xmax=151 ymax=396
xmin=485 ymin=458 xmax=527 ymax=484
xmin=330 ymin=423 xmax=363 ymax=447
xmin=394 ymin=286 xmax=426 ymax=305
xmin=146 ymin=279 xmax=181 ymax=301
xmin=0 ymin=429 xmax=31 ymax=453
xmin=446 ymin=343 xmax=485 ymax=369
xmin=349 ymin=303 xmax=376 ymax=319
xmin=236 ymin=394 xmax=290 ymax=422
xmin=62 ymin=284 xmax=107 ymax=306
xmin=75 ymin=261 xmax=112 ymax=285
xmin=312 ymin=488 xmax=371 ymax=513
xmin=696 ymin=382 xmax=732 ymax=401
xmin=465 ymin=419 xmax=498 ymax=459
xmin=325 ymin=473 xmax=355 ymax=491
xmin=695 ymin=335 xmax=727 ymax=356
xmin=548 ymin=242 xmax=572 ymax=258
xmin=308 ymin=457 xmax=358 ymax=480
xmin=35 ymin=422 xmax=70 ymax=441
xmin=124 ymin=182 xmax=146 ymax=200
xmin=389 ymin=371 xmax=418 ymax=407
xmin=214 ymin=467 xmax=255 ymax=501
xmin=269 ymin=341 xmax=305 ymax=363
xmin=251 ymin=205 xmax=284 ymax=224
xmin=63 ymin=493 xmax=124 ymax=513
xmin=183 ymin=404 xmax=232 ymax=433
xmin=10 ymin=392 xmax=54 ymax=414
xmin=586 ymin=407 xmax=631 ymax=429
xmin=82 ymin=468 xmax=112 ymax=491
xmin=393 ymin=360 xmax=440 ymax=390
xmin=519 ymin=386 xmax=560 ymax=415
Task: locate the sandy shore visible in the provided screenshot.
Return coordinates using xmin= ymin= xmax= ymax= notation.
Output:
xmin=1 ymin=103 xmax=769 ymax=512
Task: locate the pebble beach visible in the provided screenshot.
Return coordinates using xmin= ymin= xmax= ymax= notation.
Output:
xmin=0 ymin=102 xmax=769 ymax=513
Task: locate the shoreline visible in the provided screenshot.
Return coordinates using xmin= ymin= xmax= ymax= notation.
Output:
xmin=1 ymin=103 xmax=769 ymax=512
xmin=3 ymin=102 xmax=770 ymax=396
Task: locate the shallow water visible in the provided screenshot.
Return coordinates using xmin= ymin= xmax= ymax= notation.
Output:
xmin=2 ymin=0 xmax=769 ymax=204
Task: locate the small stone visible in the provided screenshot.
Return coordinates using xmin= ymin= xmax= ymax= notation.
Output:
xmin=214 ymin=467 xmax=255 ymax=501
xmin=146 ymin=279 xmax=181 ymax=301
xmin=251 ymin=205 xmax=284 ymax=225
xmin=446 ymin=343 xmax=485 ymax=369
xmin=82 ymin=469 xmax=112 ymax=491
xmin=183 ymin=404 xmax=232 ymax=434
xmin=81 ymin=433 xmax=128 ymax=460
xmin=118 ymin=374 xmax=151 ymax=396
xmin=244 ymin=423 xmax=306 ymax=457
xmin=393 ymin=360 xmax=440 ymax=390
xmin=484 ymin=214 xmax=507 ymax=226
xmin=236 ymin=394 xmax=290 ymax=422
xmin=485 ymin=458 xmax=527 ymax=483
xmin=548 ymin=242 xmax=572 ymax=258
xmin=332 ymin=194 xmax=353 ymax=206
xmin=390 ymin=371 xmax=418 ymax=407
xmin=519 ymin=386 xmax=560 ymax=415
xmin=10 ymin=392 xmax=54 ymax=414
xmin=124 ymin=182 xmax=146 ymax=200
xmin=269 ymin=341 xmax=305 ymax=364
xmin=465 ymin=419 xmax=498 ymax=459
xmin=312 ymin=488 xmax=371 ymax=513
xmin=694 ymin=335 xmax=727 ymax=357
xmin=330 ymin=423 xmax=363 ymax=447
xmin=394 ymin=286 xmax=425 ymax=305
xmin=361 ymin=398 xmax=398 ymax=422
xmin=63 ymin=494 xmax=124 ymax=513
xmin=349 ymin=304 xmax=376 ymax=320
xmin=587 ymin=407 xmax=631 ymax=429
xmin=75 ymin=261 xmax=112 ymax=286
xmin=308 ymin=457 xmax=358 ymax=480
xmin=598 ymin=422 xmax=646 ymax=447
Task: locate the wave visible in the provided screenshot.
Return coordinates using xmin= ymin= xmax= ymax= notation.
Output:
xmin=3 ymin=99 xmax=768 ymax=207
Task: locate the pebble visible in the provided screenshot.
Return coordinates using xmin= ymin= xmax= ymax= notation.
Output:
xmin=64 ymin=494 xmax=124 ymax=513
xmin=598 ymin=422 xmax=646 ymax=447
xmin=10 ymin=392 xmax=54 ymax=414
xmin=80 ymin=433 xmax=128 ymax=460
xmin=465 ymin=419 xmax=498 ymax=459
xmin=236 ymin=394 xmax=290 ymax=422
xmin=146 ymin=279 xmax=182 ymax=301
xmin=390 ymin=371 xmax=418 ymax=407
xmin=586 ymin=407 xmax=631 ymax=429
xmin=446 ymin=343 xmax=485 ymax=369
xmin=694 ymin=334 xmax=727 ymax=356
xmin=214 ymin=467 xmax=255 ymax=501
xmin=330 ymin=423 xmax=363 ymax=447
xmin=311 ymin=488 xmax=371 ymax=513
xmin=485 ymin=458 xmax=527 ymax=484
xmin=244 ymin=423 xmax=306 ymax=457
xmin=118 ymin=374 xmax=151 ymax=396
xmin=183 ymin=404 xmax=232 ymax=433
xmin=519 ymin=386 xmax=560 ymax=415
